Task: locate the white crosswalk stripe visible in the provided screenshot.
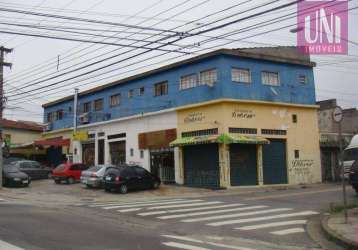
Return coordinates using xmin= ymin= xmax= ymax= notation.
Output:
xmin=208 ymin=211 xmax=319 ymax=226
xmin=161 ymin=235 xmax=256 ymax=250
xmin=157 ymin=205 xmax=268 ymax=220
xmin=102 ymin=199 xmax=204 ymax=210
xmin=88 ymin=198 xmax=187 ymax=207
xmin=270 ymin=228 xmax=305 ymax=235
xmin=182 ymin=208 xmax=293 ymax=223
xmin=83 ymin=198 xmax=319 ymax=237
xmin=162 ymin=242 xmax=212 ymax=250
xmin=236 ymin=220 xmax=307 ymax=231
xmin=147 ymin=201 xmax=223 ymax=210
xmin=138 ymin=203 xmax=246 ymax=216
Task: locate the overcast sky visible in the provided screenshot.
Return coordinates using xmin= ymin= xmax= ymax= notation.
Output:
xmin=1 ymin=0 xmax=357 ymax=123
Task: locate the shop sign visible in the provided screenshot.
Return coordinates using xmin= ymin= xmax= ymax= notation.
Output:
xmin=72 ymin=131 xmax=88 ymax=141
xmin=184 ymin=112 xmax=206 ymax=123
xmin=232 ymin=109 xmax=255 ymax=119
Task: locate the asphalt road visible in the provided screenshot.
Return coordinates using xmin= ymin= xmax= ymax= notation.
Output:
xmin=0 ymin=184 xmax=356 ymax=250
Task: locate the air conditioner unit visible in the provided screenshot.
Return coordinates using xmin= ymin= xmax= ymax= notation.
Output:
xmin=79 ymin=113 xmax=89 ymax=124
xmin=44 ymin=123 xmax=52 ymax=131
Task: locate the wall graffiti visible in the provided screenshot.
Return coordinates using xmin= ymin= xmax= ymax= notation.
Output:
xmin=232 ymin=109 xmax=255 ymax=119
xmin=184 ymin=112 xmax=206 ymax=123
xmin=289 ymin=159 xmax=315 ymax=184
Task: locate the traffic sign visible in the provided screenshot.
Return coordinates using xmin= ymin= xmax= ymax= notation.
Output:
xmin=333 ymin=106 xmax=343 ymax=123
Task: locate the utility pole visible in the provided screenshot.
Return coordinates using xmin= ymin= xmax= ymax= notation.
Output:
xmin=0 ymin=46 xmax=13 ymax=187
xmin=73 ymin=88 xmax=79 ymax=134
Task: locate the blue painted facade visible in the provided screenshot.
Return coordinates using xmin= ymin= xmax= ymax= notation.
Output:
xmin=44 ymin=53 xmax=316 ymax=131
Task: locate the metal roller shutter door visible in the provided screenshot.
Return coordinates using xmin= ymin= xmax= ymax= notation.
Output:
xmin=263 ymin=139 xmax=288 ymax=184
xmin=183 ymin=144 xmax=219 ymax=188
xmin=230 ymin=144 xmax=258 ymax=186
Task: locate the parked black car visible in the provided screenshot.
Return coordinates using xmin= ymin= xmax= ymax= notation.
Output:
xmin=2 ymin=165 xmax=31 ymax=187
xmin=10 ymin=160 xmax=52 ymax=180
xmin=349 ymin=160 xmax=358 ymax=194
xmin=103 ymin=165 xmax=161 ymax=194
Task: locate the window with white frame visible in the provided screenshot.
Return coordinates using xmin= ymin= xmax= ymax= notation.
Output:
xmin=199 ymin=69 xmax=217 ymax=86
xmin=180 ymin=74 xmax=197 ymax=90
xmin=232 ymin=68 xmax=251 ymax=83
xmin=110 ymin=94 xmax=120 ymax=107
xmin=298 ymin=75 xmax=307 ymax=84
xmin=153 ymin=81 xmax=168 ymax=96
xmin=262 ymin=71 xmax=280 ymax=86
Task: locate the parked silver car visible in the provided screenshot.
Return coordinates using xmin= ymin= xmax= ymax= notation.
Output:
xmin=80 ymin=165 xmax=116 ymax=188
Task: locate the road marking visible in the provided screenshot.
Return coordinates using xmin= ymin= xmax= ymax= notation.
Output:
xmin=138 ymin=203 xmax=246 ymax=216
xmin=270 ymin=227 xmax=305 ymax=235
xmin=182 ymin=208 xmax=292 ymax=223
xmin=236 ymin=220 xmax=307 ymax=230
xmin=0 ymin=239 xmax=24 ymax=250
xmin=157 ymin=205 xmax=268 ymax=219
xmin=102 ymin=199 xmax=204 ymax=209
xmin=147 ymin=201 xmax=223 ymax=210
xmin=118 ymin=208 xmax=142 ymax=213
xmin=161 ymin=235 xmax=255 ymax=250
xmin=209 ymin=211 xmax=318 ymax=226
xmin=244 ymin=188 xmax=341 ymax=201
xmin=88 ymin=198 xmax=187 ymax=207
xmin=162 ymin=242 xmax=211 ymax=250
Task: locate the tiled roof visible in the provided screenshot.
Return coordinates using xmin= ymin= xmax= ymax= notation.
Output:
xmin=0 ymin=119 xmax=44 ymax=132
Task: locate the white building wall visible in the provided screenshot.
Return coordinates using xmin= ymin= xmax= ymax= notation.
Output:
xmin=75 ymin=110 xmax=177 ymax=172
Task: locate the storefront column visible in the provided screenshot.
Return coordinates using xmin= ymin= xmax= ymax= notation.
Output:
xmin=219 ymin=143 xmax=230 ymax=188
xmin=175 ymin=147 xmax=184 ymax=184
xmin=257 ymin=145 xmax=264 ymax=185
xmin=105 ymin=140 xmax=111 ymax=164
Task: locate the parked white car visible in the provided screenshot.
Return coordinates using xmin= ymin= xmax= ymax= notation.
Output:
xmin=344 ymin=135 xmax=358 ymax=178
xmin=80 ymin=165 xmax=117 ymax=188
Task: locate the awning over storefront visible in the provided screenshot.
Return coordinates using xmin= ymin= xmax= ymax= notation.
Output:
xmin=34 ymin=138 xmax=70 ymax=147
xmin=170 ymin=133 xmax=269 ymax=147
xmin=170 ymin=134 xmax=222 ymax=147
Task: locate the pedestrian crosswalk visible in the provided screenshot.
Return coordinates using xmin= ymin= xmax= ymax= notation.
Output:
xmin=81 ymin=197 xmax=319 ymax=237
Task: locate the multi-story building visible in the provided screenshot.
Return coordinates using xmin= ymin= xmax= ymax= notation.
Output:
xmin=42 ymin=47 xmax=322 ymax=188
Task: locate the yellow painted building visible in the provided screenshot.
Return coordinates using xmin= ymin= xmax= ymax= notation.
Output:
xmin=172 ymin=99 xmax=322 ymax=188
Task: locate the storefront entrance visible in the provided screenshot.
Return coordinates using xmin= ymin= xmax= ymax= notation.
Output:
xmin=263 ymin=139 xmax=288 ymax=184
xmin=82 ymin=143 xmax=95 ymax=166
xmin=150 ymin=149 xmax=175 ymax=183
xmin=230 ymin=144 xmax=258 ymax=186
xmin=109 ymin=141 xmax=126 ymax=165
xmin=183 ymin=144 xmax=219 ymax=189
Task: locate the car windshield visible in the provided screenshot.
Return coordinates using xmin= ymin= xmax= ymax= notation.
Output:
xmin=4 ymin=157 xmax=24 ymax=165
xmin=87 ymin=166 xmax=103 ymax=172
xmin=344 ymin=148 xmax=358 ymax=161
xmin=54 ymin=164 xmax=67 ymax=171
xmin=4 ymin=166 xmax=20 ymax=173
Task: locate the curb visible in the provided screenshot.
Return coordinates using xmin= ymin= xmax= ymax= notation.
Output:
xmin=321 ymin=214 xmax=358 ymax=250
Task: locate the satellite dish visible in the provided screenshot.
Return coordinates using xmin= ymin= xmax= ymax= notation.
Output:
xmin=270 ymin=87 xmax=278 ymax=96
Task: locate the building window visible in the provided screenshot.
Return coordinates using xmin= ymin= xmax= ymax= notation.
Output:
xmin=229 ymin=127 xmax=257 ymax=134
xmin=292 ymin=114 xmax=298 ymax=123
xmin=83 ymin=102 xmax=91 ymax=113
xmin=199 ymin=69 xmax=217 ymax=86
xmin=180 ymin=74 xmax=197 ymax=90
xmin=47 ymin=112 xmax=53 ymax=122
xmin=299 ymin=75 xmax=307 ymax=84
xmin=130 ymin=148 xmax=134 ymax=157
xmin=128 ymin=89 xmax=134 ymax=98
xmin=182 ymin=128 xmax=218 ymax=138
xmin=232 ymin=68 xmax=251 ymax=83
xmin=94 ymin=99 xmax=103 ymax=111
xmin=107 ymin=133 xmax=126 ymax=140
xmin=56 ymin=110 xmax=64 ymax=120
xmin=294 ymin=150 xmax=300 ymax=159
xmin=154 ymin=81 xmax=168 ymax=96
xmin=261 ymin=129 xmax=287 ymax=135
xmin=140 ymin=150 xmax=144 ymax=159
xmin=262 ymin=71 xmax=280 ymax=86
xmin=110 ymin=94 xmax=120 ymax=107
xmin=139 ymin=87 xmax=145 ymax=96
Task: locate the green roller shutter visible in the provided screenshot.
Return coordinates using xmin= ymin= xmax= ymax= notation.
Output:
xmin=230 ymin=144 xmax=258 ymax=186
xmin=263 ymin=139 xmax=288 ymax=184
xmin=183 ymin=144 xmax=219 ymax=188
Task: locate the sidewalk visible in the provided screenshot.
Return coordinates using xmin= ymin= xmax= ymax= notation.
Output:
xmin=322 ymin=208 xmax=358 ymax=250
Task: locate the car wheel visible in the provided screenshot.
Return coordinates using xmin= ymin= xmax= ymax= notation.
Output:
xmin=47 ymin=173 xmax=52 ymax=179
xmin=119 ymin=184 xmax=128 ymax=194
xmin=86 ymin=184 xmax=92 ymax=188
xmin=67 ymin=177 xmax=75 ymax=184
xmin=153 ymin=181 xmax=160 ymax=189
xmin=104 ymin=187 xmax=111 ymax=192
